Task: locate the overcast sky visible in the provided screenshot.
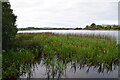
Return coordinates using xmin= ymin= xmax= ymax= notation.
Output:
xmin=9 ymin=0 xmax=119 ymax=28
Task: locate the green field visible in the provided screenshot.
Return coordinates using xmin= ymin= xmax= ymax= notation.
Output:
xmin=3 ymin=33 xmax=119 ymax=79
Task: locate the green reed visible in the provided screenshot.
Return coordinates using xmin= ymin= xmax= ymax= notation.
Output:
xmin=3 ymin=33 xmax=119 ymax=79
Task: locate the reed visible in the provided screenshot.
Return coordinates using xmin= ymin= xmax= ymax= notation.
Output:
xmin=3 ymin=33 xmax=119 ymax=79
xmin=16 ymin=33 xmax=118 ymax=64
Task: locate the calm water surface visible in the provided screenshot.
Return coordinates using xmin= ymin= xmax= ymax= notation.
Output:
xmin=20 ymin=59 xmax=118 ymax=78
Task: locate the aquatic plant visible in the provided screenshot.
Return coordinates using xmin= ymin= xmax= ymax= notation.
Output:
xmin=3 ymin=33 xmax=119 ymax=79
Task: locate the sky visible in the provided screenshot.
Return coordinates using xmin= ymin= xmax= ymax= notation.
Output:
xmin=9 ymin=0 xmax=119 ymax=28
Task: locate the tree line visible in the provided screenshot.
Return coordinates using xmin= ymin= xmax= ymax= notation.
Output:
xmin=83 ymin=23 xmax=120 ymax=30
xmin=18 ymin=23 xmax=120 ymax=30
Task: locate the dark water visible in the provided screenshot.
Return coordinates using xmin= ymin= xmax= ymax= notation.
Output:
xmin=20 ymin=56 xmax=118 ymax=78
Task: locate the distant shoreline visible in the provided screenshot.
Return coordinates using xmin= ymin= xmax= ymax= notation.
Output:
xmin=18 ymin=29 xmax=120 ymax=31
xmin=17 ymin=24 xmax=120 ymax=31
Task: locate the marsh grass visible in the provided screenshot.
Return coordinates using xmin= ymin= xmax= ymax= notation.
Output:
xmin=17 ymin=33 xmax=119 ymax=65
xmin=16 ymin=33 xmax=118 ymax=63
xmin=3 ymin=33 xmax=119 ymax=79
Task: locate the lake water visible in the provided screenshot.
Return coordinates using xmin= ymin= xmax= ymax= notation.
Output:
xmin=18 ymin=30 xmax=119 ymax=78
xmin=20 ymin=60 xmax=118 ymax=78
xmin=18 ymin=30 xmax=120 ymax=44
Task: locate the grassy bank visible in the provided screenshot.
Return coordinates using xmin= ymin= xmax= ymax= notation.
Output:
xmin=3 ymin=33 xmax=119 ymax=79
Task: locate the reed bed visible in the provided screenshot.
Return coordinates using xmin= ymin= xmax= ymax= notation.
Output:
xmin=3 ymin=33 xmax=119 ymax=79
xmin=16 ymin=33 xmax=118 ymax=64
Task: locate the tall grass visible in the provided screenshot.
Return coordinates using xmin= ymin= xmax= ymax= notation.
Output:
xmin=16 ymin=33 xmax=119 ymax=64
xmin=3 ymin=33 xmax=119 ymax=79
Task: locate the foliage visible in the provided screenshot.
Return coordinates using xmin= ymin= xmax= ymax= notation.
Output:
xmin=74 ymin=27 xmax=82 ymax=30
xmin=2 ymin=2 xmax=18 ymax=50
xmin=84 ymin=23 xmax=120 ymax=30
xmin=3 ymin=34 xmax=42 ymax=79
xmin=2 ymin=49 xmax=35 ymax=79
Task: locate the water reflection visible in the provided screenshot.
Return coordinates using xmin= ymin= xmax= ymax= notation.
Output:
xmin=20 ymin=53 xmax=118 ymax=78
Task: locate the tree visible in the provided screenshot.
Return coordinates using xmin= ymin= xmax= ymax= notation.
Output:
xmin=106 ymin=25 xmax=111 ymax=30
xmin=90 ymin=23 xmax=96 ymax=29
xmin=2 ymin=2 xmax=18 ymax=50
xmin=96 ymin=25 xmax=103 ymax=30
xmin=75 ymin=27 xmax=82 ymax=30
xmin=85 ymin=25 xmax=89 ymax=29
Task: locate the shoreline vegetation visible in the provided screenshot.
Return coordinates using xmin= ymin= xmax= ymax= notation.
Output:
xmin=2 ymin=2 xmax=120 ymax=79
xmin=18 ymin=23 xmax=120 ymax=30
xmin=3 ymin=33 xmax=119 ymax=79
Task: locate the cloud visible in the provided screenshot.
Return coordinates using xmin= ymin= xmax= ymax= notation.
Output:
xmin=9 ymin=0 xmax=118 ymax=28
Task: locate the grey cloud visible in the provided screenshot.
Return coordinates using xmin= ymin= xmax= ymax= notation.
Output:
xmin=9 ymin=0 xmax=118 ymax=28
